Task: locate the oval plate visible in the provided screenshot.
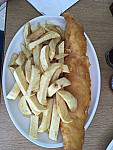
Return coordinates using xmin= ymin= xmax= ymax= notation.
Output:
xmin=2 ymin=16 xmax=101 ymax=148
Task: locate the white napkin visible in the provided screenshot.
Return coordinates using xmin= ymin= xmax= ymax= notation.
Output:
xmin=27 ymin=0 xmax=79 ymax=16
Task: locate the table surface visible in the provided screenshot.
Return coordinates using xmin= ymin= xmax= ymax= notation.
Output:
xmin=1 ymin=0 xmax=113 ymax=150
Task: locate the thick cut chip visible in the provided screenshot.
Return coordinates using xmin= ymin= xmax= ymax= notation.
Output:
xmin=48 ymin=77 xmax=71 ymax=97
xmin=20 ymin=43 xmax=31 ymax=59
xmin=23 ymin=22 xmax=31 ymax=46
xmin=8 ymin=53 xmax=18 ymax=67
xmin=18 ymin=96 xmax=32 ymax=115
xmin=15 ymin=51 xmax=26 ymax=66
xmin=58 ymin=41 xmax=64 ymax=64
xmin=37 ymin=63 xmax=62 ymax=105
xmin=14 ymin=66 xmax=28 ymax=95
xmin=33 ymin=45 xmax=42 ymax=68
xmin=50 ymin=67 xmax=62 ymax=84
xmin=49 ymin=98 xmax=60 ymax=141
xmin=27 ymin=65 xmax=40 ymax=95
xmin=28 ymin=31 xmax=60 ymax=51
xmin=7 ymin=82 xmax=20 ymax=100
xmin=25 ymin=59 xmax=32 ymax=83
xmin=31 ymin=25 xmax=37 ymax=33
xmin=57 ymin=90 xmax=77 ymax=112
xmin=28 ymin=27 xmax=46 ymax=42
xmin=40 ymin=45 xmax=50 ymax=71
xmin=38 ymin=99 xmax=53 ymax=132
xmin=56 ymin=93 xmax=73 ymax=123
xmin=29 ymin=115 xmax=39 ymax=139
xmin=49 ymin=38 xmax=60 ymax=61
xmin=62 ymin=64 xmax=70 ymax=73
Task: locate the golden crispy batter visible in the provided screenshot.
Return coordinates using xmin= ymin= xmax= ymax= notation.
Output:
xmin=61 ymin=12 xmax=91 ymax=150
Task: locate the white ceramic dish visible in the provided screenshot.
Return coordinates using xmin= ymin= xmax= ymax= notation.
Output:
xmin=2 ymin=16 xmax=101 ymax=148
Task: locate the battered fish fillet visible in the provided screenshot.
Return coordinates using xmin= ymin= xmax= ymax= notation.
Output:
xmin=61 ymin=13 xmax=91 ymax=150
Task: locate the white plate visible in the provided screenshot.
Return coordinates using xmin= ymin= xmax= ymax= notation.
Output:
xmin=2 ymin=16 xmax=101 ymax=148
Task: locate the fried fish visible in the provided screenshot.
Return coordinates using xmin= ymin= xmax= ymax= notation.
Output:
xmin=61 ymin=12 xmax=91 ymax=150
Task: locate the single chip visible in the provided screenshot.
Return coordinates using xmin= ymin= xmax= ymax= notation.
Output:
xmin=50 ymin=67 xmax=62 ymax=84
xmin=7 ymin=82 xmax=20 ymax=100
xmin=40 ymin=45 xmax=50 ymax=71
xmin=49 ymin=38 xmax=60 ymax=61
xmin=58 ymin=41 xmax=64 ymax=64
xmin=23 ymin=22 xmax=31 ymax=46
xmin=29 ymin=115 xmax=39 ymax=139
xmin=27 ymin=65 xmax=40 ymax=95
xmin=49 ymin=98 xmax=60 ymax=141
xmin=28 ymin=27 xmax=46 ymax=42
xmin=25 ymin=59 xmax=32 ymax=83
xmin=31 ymin=25 xmax=37 ymax=33
xmin=28 ymin=31 xmax=60 ymax=51
xmin=15 ymin=51 xmax=26 ymax=66
xmin=62 ymin=64 xmax=70 ymax=73
xmin=57 ymin=90 xmax=77 ymax=112
xmin=20 ymin=43 xmax=31 ymax=59
xmin=37 ymin=63 xmax=62 ymax=105
xmin=33 ymin=45 xmax=42 ymax=68
xmin=56 ymin=93 xmax=73 ymax=123
xmin=38 ymin=99 xmax=53 ymax=132
xmin=8 ymin=53 xmax=18 ymax=67
xmin=55 ymin=53 xmax=69 ymax=60
xmin=18 ymin=96 xmax=32 ymax=115
xmin=48 ymin=77 xmax=71 ymax=97
xmin=14 ymin=66 xmax=28 ymax=95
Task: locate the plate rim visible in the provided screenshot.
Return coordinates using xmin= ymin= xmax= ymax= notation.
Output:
xmin=2 ymin=15 xmax=101 ymax=148
xmin=84 ymin=33 xmax=101 ymax=130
